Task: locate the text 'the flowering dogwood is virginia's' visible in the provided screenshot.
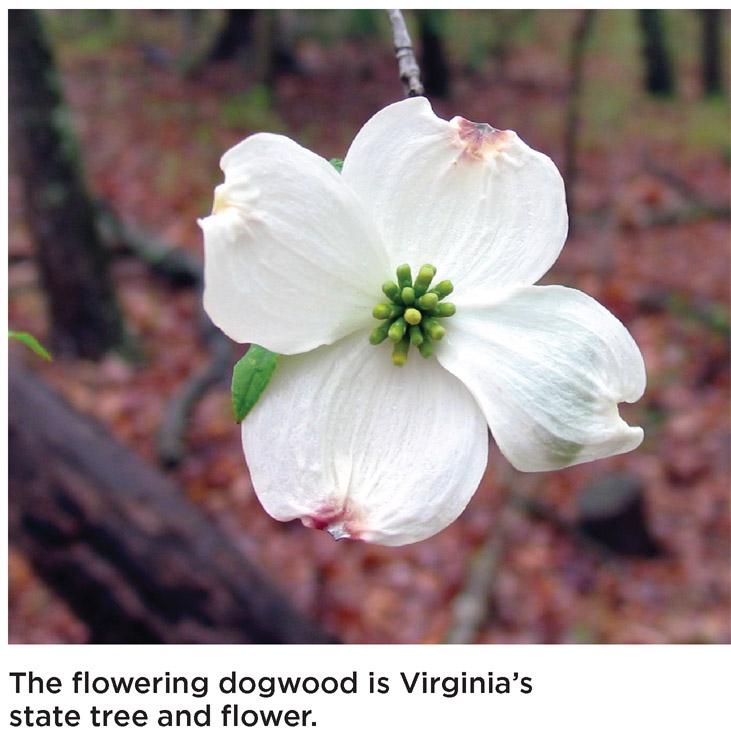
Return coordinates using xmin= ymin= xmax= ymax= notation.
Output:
xmin=200 ymin=97 xmax=646 ymax=546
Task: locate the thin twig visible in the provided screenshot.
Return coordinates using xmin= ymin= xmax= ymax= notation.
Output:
xmin=643 ymin=154 xmax=726 ymax=204
xmin=157 ymin=312 xmax=232 ymax=467
xmin=386 ymin=9 xmax=424 ymax=97
xmin=445 ymin=468 xmax=540 ymax=644
xmin=95 ymin=203 xmax=233 ymax=467
xmin=96 ymin=201 xmax=201 ymax=287
xmin=445 ymin=521 xmax=506 ymax=644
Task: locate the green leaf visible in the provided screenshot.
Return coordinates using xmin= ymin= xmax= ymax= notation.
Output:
xmin=329 ymin=158 xmax=343 ymax=172
xmin=231 ymin=345 xmax=279 ymax=422
xmin=9 ymin=330 xmax=52 ymax=361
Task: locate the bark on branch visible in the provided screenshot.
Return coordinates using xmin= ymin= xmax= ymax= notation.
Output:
xmin=156 ymin=316 xmax=232 ymax=467
xmin=9 ymin=357 xmax=338 ymax=644
xmin=387 ymin=9 xmax=424 ymax=97
xmin=94 ymin=203 xmax=232 ymax=467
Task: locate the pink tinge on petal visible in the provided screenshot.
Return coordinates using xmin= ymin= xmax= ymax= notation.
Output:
xmin=452 ymin=117 xmax=516 ymax=160
xmin=300 ymin=503 xmax=363 ymax=542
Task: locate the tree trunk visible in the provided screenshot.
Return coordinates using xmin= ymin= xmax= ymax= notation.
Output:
xmin=417 ymin=10 xmax=450 ymax=98
xmin=209 ymin=9 xmax=256 ymax=61
xmin=564 ymin=9 xmax=597 ymax=223
xmin=699 ymin=10 xmax=723 ymax=96
xmin=9 ymin=357 xmax=338 ymax=644
xmin=638 ymin=9 xmax=675 ymax=96
xmin=8 ymin=9 xmax=124 ymax=360
xmin=208 ymin=9 xmax=294 ymax=83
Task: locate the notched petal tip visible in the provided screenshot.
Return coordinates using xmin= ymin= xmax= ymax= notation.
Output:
xmin=208 ymin=179 xmax=262 ymax=221
xmin=198 ymin=206 xmax=242 ymax=246
xmin=451 ymin=116 xmax=517 ymax=160
xmin=300 ymin=505 xmax=362 ymax=542
xmin=211 ymin=184 xmax=229 ymax=215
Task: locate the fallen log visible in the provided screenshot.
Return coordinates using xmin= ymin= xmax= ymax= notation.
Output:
xmin=8 ymin=357 xmax=337 ymax=644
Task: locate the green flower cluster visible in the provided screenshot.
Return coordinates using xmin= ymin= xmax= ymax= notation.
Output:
xmin=369 ymin=263 xmax=456 ymax=366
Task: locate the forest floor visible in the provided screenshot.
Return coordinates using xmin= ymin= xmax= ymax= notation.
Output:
xmin=8 ymin=10 xmax=731 ymax=643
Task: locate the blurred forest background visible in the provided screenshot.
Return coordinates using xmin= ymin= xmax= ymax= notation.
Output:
xmin=8 ymin=9 xmax=730 ymax=644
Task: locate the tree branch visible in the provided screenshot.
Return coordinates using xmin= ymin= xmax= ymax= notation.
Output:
xmin=445 ymin=520 xmax=506 ymax=644
xmin=387 ymin=9 xmax=424 ymax=97
xmin=95 ymin=203 xmax=234 ymax=467
xmin=9 ymin=356 xmax=338 ymax=644
xmin=157 ymin=310 xmax=233 ymax=467
xmin=96 ymin=201 xmax=202 ymax=288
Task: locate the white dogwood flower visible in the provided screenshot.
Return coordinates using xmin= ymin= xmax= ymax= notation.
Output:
xmin=200 ymin=97 xmax=645 ymax=546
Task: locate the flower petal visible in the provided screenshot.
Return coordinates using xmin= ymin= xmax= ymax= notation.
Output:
xmin=436 ymin=286 xmax=646 ymax=471
xmin=242 ymin=331 xmax=488 ymax=546
xmin=342 ymin=97 xmax=568 ymax=293
xmin=200 ymin=133 xmax=390 ymax=354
